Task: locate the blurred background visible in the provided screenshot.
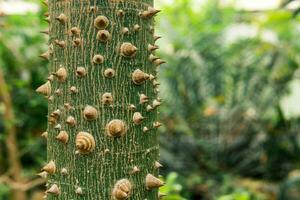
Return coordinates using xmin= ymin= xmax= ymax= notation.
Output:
xmin=1 ymin=0 xmax=300 ymax=199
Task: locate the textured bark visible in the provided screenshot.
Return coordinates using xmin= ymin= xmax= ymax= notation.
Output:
xmin=43 ymin=0 xmax=162 ymax=199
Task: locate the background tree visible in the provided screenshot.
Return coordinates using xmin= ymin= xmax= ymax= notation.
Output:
xmin=0 ymin=7 xmax=47 ymax=200
xmin=158 ymin=0 xmax=300 ymax=199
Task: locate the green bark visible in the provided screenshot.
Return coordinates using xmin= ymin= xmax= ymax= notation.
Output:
xmin=39 ymin=0 xmax=163 ymax=199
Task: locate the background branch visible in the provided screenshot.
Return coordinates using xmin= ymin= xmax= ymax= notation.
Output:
xmin=0 ymin=68 xmax=26 ymax=200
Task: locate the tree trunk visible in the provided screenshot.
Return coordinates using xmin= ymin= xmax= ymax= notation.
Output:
xmin=38 ymin=0 xmax=164 ymax=199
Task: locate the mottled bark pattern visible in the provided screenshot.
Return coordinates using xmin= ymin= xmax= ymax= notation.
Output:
xmin=46 ymin=0 xmax=160 ymax=199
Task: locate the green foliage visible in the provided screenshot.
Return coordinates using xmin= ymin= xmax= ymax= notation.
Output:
xmin=217 ymin=192 xmax=252 ymax=200
xmin=0 ymin=184 xmax=10 ymax=199
xmin=0 ymin=9 xmax=48 ymax=124
xmin=158 ymin=0 xmax=300 ymax=199
xmin=160 ymin=172 xmax=186 ymax=200
xmin=278 ymin=175 xmax=300 ymax=200
xmin=0 ymin=0 xmax=48 ymax=185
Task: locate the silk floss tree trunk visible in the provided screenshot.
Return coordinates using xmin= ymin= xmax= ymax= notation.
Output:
xmin=36 ymin=0 xmax=165 ymax=199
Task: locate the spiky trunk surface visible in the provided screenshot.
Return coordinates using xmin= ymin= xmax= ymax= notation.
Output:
xmin=41 ymin=0 xmax=163 ymax=199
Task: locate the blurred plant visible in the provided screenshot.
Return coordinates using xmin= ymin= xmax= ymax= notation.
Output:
xmin=281 ymin=0 xmax=300 ymax=17
xmin=278 ymin=170 xmax=300 ymax=200
xmin=160 ymin=172 xmax=187 ymax=200
xmin=0 ymin=1 xmax=49 ymax=199
xmin=217 ymin=191 xmax=252 ymax=200
xmin=157 ymin=0 xmax=300 ymax=199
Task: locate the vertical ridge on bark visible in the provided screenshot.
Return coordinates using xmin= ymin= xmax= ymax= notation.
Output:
xmin=42 ymin=0 xmax=163 ymax=199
